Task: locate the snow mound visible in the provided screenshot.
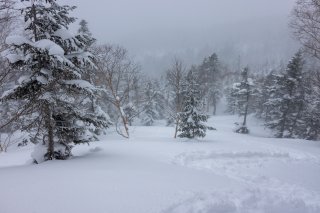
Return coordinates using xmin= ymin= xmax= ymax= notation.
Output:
xmin=90 ymin=147 xmax=103 ymax=153
xmin=31 ymin=143 xmax=47 ymax=164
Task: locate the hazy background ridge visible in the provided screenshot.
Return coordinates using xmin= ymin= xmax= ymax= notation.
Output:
xmin=62 ymin=0 xmax=299 ymax=76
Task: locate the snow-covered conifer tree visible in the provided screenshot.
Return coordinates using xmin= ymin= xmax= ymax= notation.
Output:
xmin=263 ymin=51 xmax=305 ymax=138
xmin=198 ymin=53 xmax=222 ymax=115
xmin=254 ymin=72 xmax=277 ymax=120
xmin=77 ymin=19 xmax=95 ymax=49
xmin=140 ymin=81 xmax=158 ymax=126
xmin=140 ymin=80 xmax=165 ymax=126
xmin=233 ymin=67 xmax=254 ymax=134
xmin=76 ymin=19 xmax=111 ymax=138
xmin=298 ymin=70 xmax=320 ymax=140
xmin=225 ymin=85 xmax=239 ymax=115
xmin=1 ymin=0 xmax=110 ymax=163
xmin=177 ymin=70 xmax=209 ymax=139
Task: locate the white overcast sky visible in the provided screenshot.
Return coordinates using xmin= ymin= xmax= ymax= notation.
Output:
xmin=61 ymin=0 xmax=298 ymax=75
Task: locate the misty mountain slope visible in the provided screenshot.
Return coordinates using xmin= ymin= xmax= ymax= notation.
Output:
xmin=1 ymin=115 xmax=320 ymax=213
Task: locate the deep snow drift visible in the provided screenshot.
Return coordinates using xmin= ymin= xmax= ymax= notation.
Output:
xmin=1 ymin=115 xmax=320 ymax=213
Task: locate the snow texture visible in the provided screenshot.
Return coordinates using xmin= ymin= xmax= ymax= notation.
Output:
xmin=0 ymin=115 xmax=320 ymax=213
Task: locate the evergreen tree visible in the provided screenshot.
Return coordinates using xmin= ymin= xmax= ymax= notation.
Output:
xmin=299 ymin=70 xmax=320 ymax=140
xmin=225 ymin=84 xmax=240 ymax=115
xmin=77 ymin=19 xmax=96 ymax=50
xmin=152 ymin=80 xmax=166 ymax=119
xmin=254 ymin=72 xmax=277 ymax=120
xmin=76 ymin=19 xmax=111 ymax=138
xmin=232 ymin=67 xmax=254 ymax=134
xmin=141 ymin=81 xmax=158 ymax=126
xmin=140 ymin=80 xmax=165 ymax=126
xmin=177 ymin=70 xmax=209 ymax=139
xmin=1 ymin=0 xmax=109 ymax=163
xmin=263 ymin=51 xmax=305 ymax=138
xmin=198 ymin=53 xmax=222 ymax=115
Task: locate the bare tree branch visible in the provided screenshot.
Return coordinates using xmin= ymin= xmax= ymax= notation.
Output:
xmin=291 ymin=0 xmax=320 ymax=60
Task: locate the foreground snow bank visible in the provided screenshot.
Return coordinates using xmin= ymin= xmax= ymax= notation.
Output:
xmin=0 ymin=115 xmax=319 ymax=213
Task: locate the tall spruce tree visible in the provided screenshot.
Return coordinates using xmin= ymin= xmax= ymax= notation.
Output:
xmin=198 ymin=53 xmax=222 ymax=115
xmin=255 ymin=72 xmax=277 ymax=120
xmin=299 ymin=70 xmax=320 ymax=140
xmin=76 ymin=19 xmax=111 ymax=138
xmin=77 ymin=19 xmax=96 ymax=50
xmin=1 ymin=0 xmax=109 ymax=163
xmin=263 ymin=51 xmax=305 ymax=138
xmin=177 ymin=70 xmax=209 ymax=139
xmin=225 ymin=84 xmax=240 ymax=115
xmin=140 ymin=81 xmax=160 ymax=126
xmin=233 ymin=67 xmax=253 ymax=134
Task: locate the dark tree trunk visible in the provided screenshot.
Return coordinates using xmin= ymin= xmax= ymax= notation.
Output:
xmin=213 ymin=100 xmax=217 ymax=116
xmin=174 ymin=118 xmax=179 ymax=138
xmin=279 ymin=111 xmax=287 ymax=138
xmin=242 ymin=92 xmax=250 ymax=126
xmin=31 ymin=2 xmax=38 ymax=41
xmin=45 ymin=103 xmax=54 ymax=160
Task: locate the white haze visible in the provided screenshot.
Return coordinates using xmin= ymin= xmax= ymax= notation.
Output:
xmin=62 ymin=0 xmax=298 ymax=76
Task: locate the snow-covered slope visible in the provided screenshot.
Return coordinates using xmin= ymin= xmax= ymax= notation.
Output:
xmin=1 ymin=115 xmax=320 ymax=213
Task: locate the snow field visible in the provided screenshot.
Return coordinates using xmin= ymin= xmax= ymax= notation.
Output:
xmin=0 ymin=115 xmax=320 ymax=213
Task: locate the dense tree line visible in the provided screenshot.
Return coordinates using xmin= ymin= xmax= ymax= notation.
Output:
xmin=226 ymin=51 xmax=320 ymax=140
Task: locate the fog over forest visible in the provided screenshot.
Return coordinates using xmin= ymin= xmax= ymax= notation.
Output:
xmin=61 ymin=0 xmax=298 ymax=76
xmin=2 ymin=1 xmax=320 ymax=212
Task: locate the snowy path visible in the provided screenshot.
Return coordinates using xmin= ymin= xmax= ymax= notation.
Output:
xmin=1 ymin=115 xmax=320 ymax=213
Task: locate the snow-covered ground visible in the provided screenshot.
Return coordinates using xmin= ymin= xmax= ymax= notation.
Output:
xmin=1 ymin=115 xmax=320 ymax=213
